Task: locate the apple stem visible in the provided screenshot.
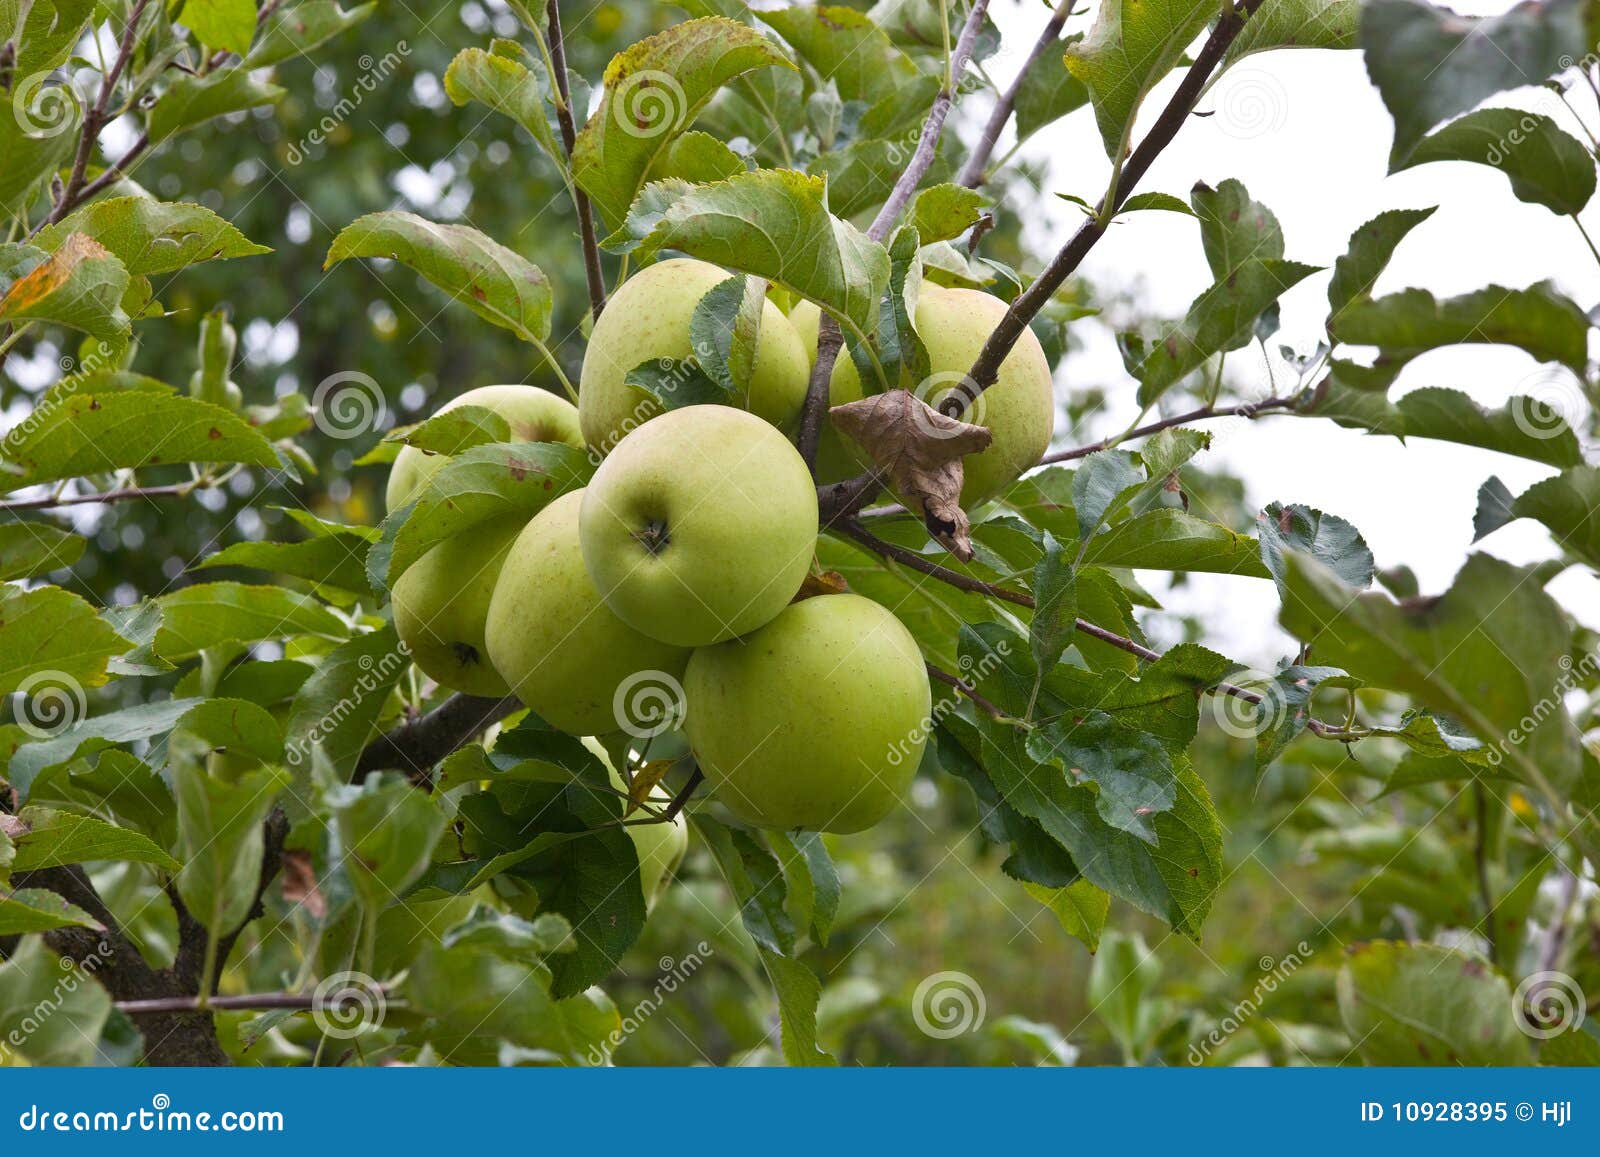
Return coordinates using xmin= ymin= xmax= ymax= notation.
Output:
xmin=662 ymin=766 xmax=705 ymax=822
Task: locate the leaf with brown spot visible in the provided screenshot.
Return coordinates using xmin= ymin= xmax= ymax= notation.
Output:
xmin=0 ymin=233 xmax=131 ymax=341
xmin=278 ymin=848 xmax=327 ymax=919
xmin=830 ymin=390 xmax=992 ymax=560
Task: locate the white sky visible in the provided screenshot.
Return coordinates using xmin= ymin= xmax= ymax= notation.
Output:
xmin=980 ymin=0 xmax=1600 ymax=660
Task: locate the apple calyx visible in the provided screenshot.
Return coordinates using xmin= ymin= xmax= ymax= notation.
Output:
xmin=830 ymin=389 xmax=993 ymax=561
xmin=632 ymin=518 xmax=672 ymax=555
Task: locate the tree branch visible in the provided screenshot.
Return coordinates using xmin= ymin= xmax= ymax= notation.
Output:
xmin=799 ymin=0 xmax=990 ymax=476
xmin=353 ymin=692 xmax=519 ymax=782
xmin=956 ymin=0 xmax=1074 ymax=188
xmin=546 ymin=0 xmax=607 ymax=323
xmin=0 ymin=482 xmax=202 ymax=513
xmin=1036 ymin=394 xmax=1301 ymax=466
xmin=44 ymin=0 xmax=153 ymax=226
xmin=959 ymin=0 xmax=1267 ymax=402
xmin=927 ymin=661 xmax=1008 ymax=719
xmin=116 ymin=985 xmax=385 ymax=1016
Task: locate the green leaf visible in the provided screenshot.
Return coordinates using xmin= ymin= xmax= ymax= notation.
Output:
xmin=0 ymin=521 xmax=83 ymax=580
xmin=1257 ymin=501 xmax=1374 ymax=590
xmin=150 ymin=582 xmax=347 ymax=660
xmin=0 ymin=391 xmax=281 ymax=491
xmin=696 ymin=815 xmax=795 ymax=955
xmin=0 ymin=937 xmax=111 ymax=1065
xmin=1117 ymin=191 xmax=1194 ymax=216
xmin=647 ymin=130 xmax=747 ymax=183
xmin=1023 ymin=880 xmax=1109 ymax=951
xmin=0 ymin=235 xmax=130 ymax=341
xmin=26 ymin=748 xmax=176 ymax=848
xmin=1330 ymin=281 xmax=1589 ymax=387
xmin=1399 ymin=108 xmax=1595 ymax=215
xmin=1192 ymin=178 xmax=1285 ymax=282
xmin=862 ymin=225 xmax=930 ymax=389
xmin=0 ymin=887 xmax=102 ymax=935
xmin=1072 ymin=449 xmax=1142 ymax=540
xmin=0 ymin=110 xmax=76 ymax=219
xmin=1280 ymin=551 xmax=1589 ymax=808
xmin=370 ymin=441 xmax=591 ymax=589
xmin=1303 ymin=382 xmax=1583 ymax=468
xmin=809 ymin=137 xmax=921 ymax=219
xmin=328 ymin=774 xmax=447 ymax=912
xmin=173 ymin=758 xmax=289 ymax=934
xmin=0 ymin=583 xmax=128 ymax=698
xmin=762 ymin=4 xmax=915 ymax=103
xmin=33 ymin=197 xmax=270 ymax=275
xmin=1361 ymin=0 xmax=1587 ymax=165
xmin=245 ymin=1 xmax=375 ymax=67
xmin=148 ymin=67 xmax=286 ymax=141
xmin=628 ymin=169 xmax=891 ymax=333
xmin=688 ymin=274 xmax=764 ymax=395
xmin=9 ymin=806 xmax=179 ymax=872
xmin=178 ymin=0 xmax=257 ymax=54
xmin=1473 ymin=474 xmax=1517 ymax=542
xmin=572 ymin=16 xmax=793 ymax=227
xmin=1067 ymin=0 xmax=1214 ymax=159
xmin=14 ymin=0 xmax=95 ymax=77
xmin=1327 ymin=205 xmax=1438 ymax=319
xmin=759 ymin=948 xmax=836 ymax=1066
xmin=1507 ymin=464 xmax=1600 ymax=568
xmin=1029 ymin=532 xmax=1076 ymax=678
xmin=443 ymin=45 xmax=564 ymax=171
xmin=325 ymin=211 xmax=553 ymax=342
xmin=1014 ymin=32 xmax=1090 ymax=143
xmin=197 ymin=533 xmax=373 ymax=599
xmin=282 ymin=625 xmax=406 ymax=788
xmin=1134 ymin=258 xmax=1321 ymax=404
xmin=1337 ymin=941 xmax=1531 ymax=1064
xmin=5 ymin=698 xmax=204 ymax=801
xmin=622 ymin=357 xmax=735 ymax=411
xmin=1081 ymin=508 xmax=1270 ymax=576
xmin=1221 ymin=0 xmax=1360 ymax=68
xmin=1025 ymin=711 xmax=1176 ymax=842
xmin=907 ymin=184 xmax=987 ymax=244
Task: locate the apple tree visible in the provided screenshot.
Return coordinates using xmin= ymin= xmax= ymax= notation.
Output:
xmin=2 ymin=0 xmax=1599 ymax=1067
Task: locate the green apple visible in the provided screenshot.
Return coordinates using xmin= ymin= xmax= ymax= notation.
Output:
xmin=392 ymin=516 xmax=524 ymax=696
xmin=578 ymin=258 xmax=811 ymax=452
xmin=791 ymin=287 xmax=1055 ymax=503
xmin=582 ymin=737 xmax=688 ymax=905
xmin=387 ymin=384 xmax=583 ymax=513
xmin=486 ymin=490 xmax=691 ymax=735
xmin=684 ymin=593 xmax=930 ymax=834
xmin=580 ymin=405 xmax=819 ymax=647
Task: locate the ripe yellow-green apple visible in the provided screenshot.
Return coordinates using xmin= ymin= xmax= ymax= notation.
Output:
xmin=580 ymin=405 xmax=819 ymax=647
xmin=386 ymin=384 xmax=583 ymax=513
xmin=684 ymin=594 xmax=931 ymax=833
xmin=392 ymin=516 xmax=524 ymax=696
xmin=581 ymin=737 xmax=688 ymax=905
xmin=486 ymin=490 xmax=690 ymax=735
xmin=792 ymin=287 xmax=1055 ymax=503
xmin=578 ymin=259 xmax=811 ymax=452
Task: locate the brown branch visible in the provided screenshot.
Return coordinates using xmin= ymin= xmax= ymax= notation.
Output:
xmin=546 ymin=0 xmax=607 ymax=323
xmin=662 ymin=766 xmax=704 ymax=822
xmin=45 ymin=0 xmax=154 ymax=226
xmin=927 ymin=661 xmax=1008 ymax=719
xmin=116 ymin=987 xmax=384 ymax=1016
xmin=956 ymin=0 xmax=1074 ymax=188
xmin=0 ymin=482 xmax=197 ymax=513
xmin=798 ymin=317 xmax=844 ymax=471
xmin=353 ymin=692 xmax=519 ymax=782
xmin=960 ymin=0 xmax=1267 ymax=402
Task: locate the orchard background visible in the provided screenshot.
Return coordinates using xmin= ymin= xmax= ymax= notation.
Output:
xmin=1 ymin=0 xmax=1598 ymax=1067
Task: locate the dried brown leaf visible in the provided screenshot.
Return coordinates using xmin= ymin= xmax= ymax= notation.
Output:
xmin=795 ymin=569 xmax=850 ymax=600
xmin=830 ymin=390 xmax=992 ymax=560
xmin=279 ymin=848 xmax=327 ymax=919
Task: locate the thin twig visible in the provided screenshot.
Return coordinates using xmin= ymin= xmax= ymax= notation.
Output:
xmin=116 ymin=987 xmax=386 ymax=1016
xmin=0 ymin=481 xmax=196 ymax=513
xmin=546 ymin=0 xmax=607 ymax=323
xmin=1037 ymin=395 xmax=1300 ymax=466
xmin=797 ymin=318 xmax=844 ymax=470
xmin=956 ymin=0 xmax=1073 ymax=188
xmin=662 ymin=766 xmax=704 ymax=822
xmin=927 ymin=661 xmax=1008 ymax=719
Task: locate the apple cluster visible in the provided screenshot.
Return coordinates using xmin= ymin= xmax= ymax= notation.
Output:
xmin=386 ymin=259 xmax=1055 ymax=847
